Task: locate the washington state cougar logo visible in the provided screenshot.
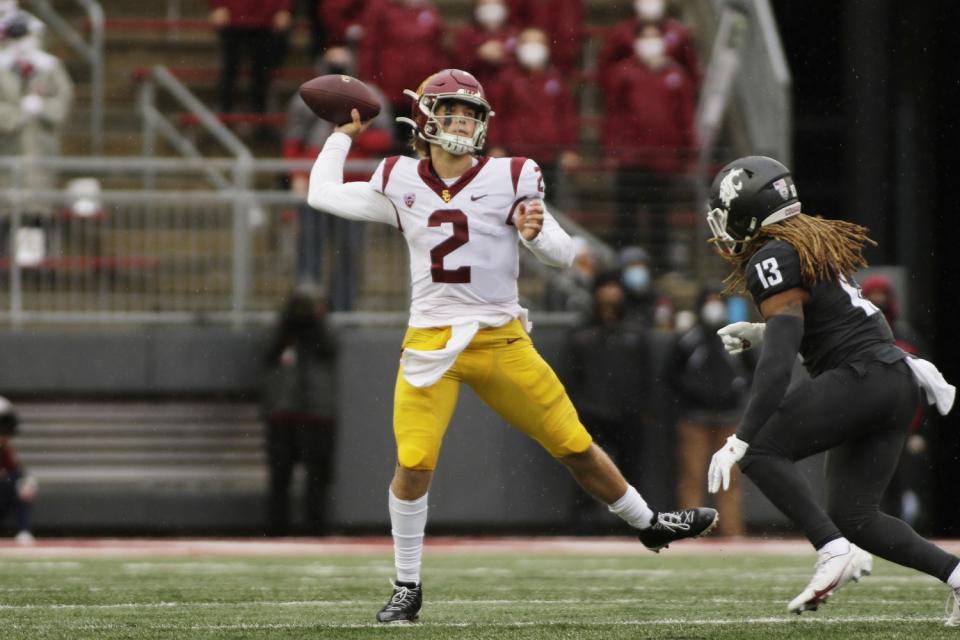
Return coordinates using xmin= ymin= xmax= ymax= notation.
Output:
xmin=719 ymin=168 xmax=745 ymax=208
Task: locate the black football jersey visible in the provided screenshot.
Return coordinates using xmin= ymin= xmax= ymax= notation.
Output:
xmin=745 ymin=239 xmax=904 ymax=376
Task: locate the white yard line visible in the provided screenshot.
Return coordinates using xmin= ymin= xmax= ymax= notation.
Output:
xmin=0 ymin=537 xmax=957 ymax=558
xmin=6 ymin=615 xmax=951 ymax=631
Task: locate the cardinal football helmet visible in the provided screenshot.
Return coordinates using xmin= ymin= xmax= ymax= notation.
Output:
xmin=397 ymin=69 xmax=493 ymax=156
xmin=706 ymin=155 xmax=802 ymax=256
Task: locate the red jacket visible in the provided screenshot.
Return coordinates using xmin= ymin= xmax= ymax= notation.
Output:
xmin=209 ymin=0 xmax=292 ymax=28
xmin=453 ymin=24 xmax=519 ymax=90
xmin=507 ymin=0 xmax=583 ymax=73
xmin=357 ymin=0 xmax=449 ymax=107
xmin=598 ymin=17 xmax=702 ymax=92
xmin=603 ymin=58 xmax=696 ymax=173
xmin=486 ymin=66 xmax=578 ymax=163
xmin=321 ymin=0 xmax=365 ymax=45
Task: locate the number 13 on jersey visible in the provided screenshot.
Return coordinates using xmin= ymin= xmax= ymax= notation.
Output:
xmin=755 ymin=257 xmax=783 ymax=289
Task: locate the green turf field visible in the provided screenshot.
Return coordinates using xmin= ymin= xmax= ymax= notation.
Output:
xmin=0 ymin=547 xmax=956 ymax=639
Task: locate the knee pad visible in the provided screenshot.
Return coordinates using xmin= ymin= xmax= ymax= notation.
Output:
xmin=397 ymin=445 xmax=436 ymax=471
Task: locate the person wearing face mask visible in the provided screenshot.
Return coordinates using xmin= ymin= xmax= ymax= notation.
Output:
xmin=563 ymin=271 xmax=654 ymax=528
xmin=506 ymin=0 xmax=583 ymax=74
xmin=0 ymin=14 xmax=73 ymax=255
xmin=485 ymin=28 xmax=580 ymax=192
xmin=357 ymin=0 xmax=449 ymax=146
xmin=283 ymin=46 xmax=394 ymax=308
xmin=604 ymin=23 xmax=696 ymax=263
xmin=665 ymin=283 xmax=752 ymax=537
xmin=598 ymin=0 xmax=701 ymax=94
xmin=618 ymin=246 xmax=662 ymax=327
xmin=454 ymin=0 xmax=517 ymax=90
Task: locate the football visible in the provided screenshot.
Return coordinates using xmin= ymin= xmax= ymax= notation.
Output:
xmin=298 ymin=74 xmax=381 ymax=125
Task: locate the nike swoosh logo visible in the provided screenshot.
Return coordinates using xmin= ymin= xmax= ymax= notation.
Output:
xmin=506 ymin=337 xmax=522 ymax=344
xmin=470 ymin=194 xmax=488 ymax=201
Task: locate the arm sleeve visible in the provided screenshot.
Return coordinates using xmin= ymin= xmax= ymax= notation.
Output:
xmin=515 ymin=160 xmax=574 ymax=268
xmin=736 ymin=314 xmax=804 ymax=442
xmin=306 ymin=132 xmax=398 ymax=226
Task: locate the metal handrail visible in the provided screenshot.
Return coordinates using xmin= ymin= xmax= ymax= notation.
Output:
xmin=25 ymin=0 xmax=104 ymax=154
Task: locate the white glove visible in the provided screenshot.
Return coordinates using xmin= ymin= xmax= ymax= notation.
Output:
xmin=708 ymin=435 xmax=749 ymax=493
xmin=20 ymin=94 xmax=44 ymax=118
xmin=717 ymin=321 xmax=766 ymax=355
xmin=16 ymin=474 xmax=38 ymax=501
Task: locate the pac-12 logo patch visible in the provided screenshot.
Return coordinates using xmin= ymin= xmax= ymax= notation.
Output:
xmin=404 ymin=192 xmax=416 ymax=208
xmin=773 ymin=178 xmax=790 ymax=200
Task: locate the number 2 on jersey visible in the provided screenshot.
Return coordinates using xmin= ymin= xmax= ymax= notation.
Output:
xmin=754 ymin=257 xmax=783 ymax=289
xmin=428 ymin=209 xmax=471 ymax=283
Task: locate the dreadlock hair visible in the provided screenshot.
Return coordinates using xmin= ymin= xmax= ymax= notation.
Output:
xmin=722 ymin=213 xmax=877 ymax=294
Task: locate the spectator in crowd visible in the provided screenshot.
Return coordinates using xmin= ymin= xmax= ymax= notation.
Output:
xmin=356 ymin=0 xmax=448 ymax=145
xmin=0 ymin=15 xmax=73 ymax=263
xmin=485 ymin=28 xmax=580 ymax=191
xmin=861 ymin=275 xmax=932 ymax=529
xmin=507 ymin=0 xmax=583 ymax=74
xmin=543 ymin=235 xmax=595 ymax=317
xmin=321 ymin=0 xmax=366 ymax=45
xmin=0 ymin=397 xmax=37 ymax=545
xmin=618 ymin=246 xmax=659 ymax=326
xmin=564 ymin=272 xmax=652 ymax=489
xmin=454 ymin=0 xmax=517 ymax=90
xmin=261 ymin=284 xmax=338 ymax=536
xmin=294 ymin=0 xmax=326 ymax=58
xmin=604 ymin=23 xmax=696 ymax=258
xmin=597 ymin=0 xmax=702 ymax=93
xmin=666 ymin=283 xmax=752 ymax=537
xmin=208 ymin=0 xmax=292 ymax=114
xmin=284 ymin=46 xmax=393 ymax=308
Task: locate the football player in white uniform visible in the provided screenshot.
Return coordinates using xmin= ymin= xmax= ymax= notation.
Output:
xmin=308 ymin=68 xmax=718 ymax=624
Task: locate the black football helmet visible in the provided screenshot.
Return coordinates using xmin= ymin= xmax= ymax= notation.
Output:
xmin=706 ymin=155 xmax=802 ymax=256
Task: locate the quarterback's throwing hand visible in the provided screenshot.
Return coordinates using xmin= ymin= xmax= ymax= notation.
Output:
xmin=515 ymin=199 xmax=544 ymax=241
xmin=334 ymin=108 xmax=372 ymax=139
xmin=708 ymin=435 xmax=749 ymax=493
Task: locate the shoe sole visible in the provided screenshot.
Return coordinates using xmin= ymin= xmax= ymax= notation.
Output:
xmin=646 ymin=512 xmax=720 ymax=554
xmin=788 ymin=551 xmax=868 ymax=614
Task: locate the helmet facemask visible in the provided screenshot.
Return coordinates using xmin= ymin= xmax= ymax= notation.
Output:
xmin=398 ymin=89 xmax=492 ymax=156
xmin=706 ymin=205 xmax=749 ymax=257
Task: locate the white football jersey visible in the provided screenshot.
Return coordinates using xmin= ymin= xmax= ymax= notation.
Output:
xmin=308 ymin=132 xmax=573 ymax=328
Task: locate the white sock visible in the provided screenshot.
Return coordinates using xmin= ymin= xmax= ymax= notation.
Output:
xmin=389 ymin=489 xmax=428 ymax=585
xmin=947 ymin=562 xmax=960 ymax=590
xmin=818 ymin=537 xmax=851 ymax=557
xmin=607 ymin=485 xmax=655 ymax=530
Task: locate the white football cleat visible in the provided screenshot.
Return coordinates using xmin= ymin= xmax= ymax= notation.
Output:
xmin=946 ymin=587 xmax=960 ymax=627
xmin=787 ymin=543 xmax=871 ymax=614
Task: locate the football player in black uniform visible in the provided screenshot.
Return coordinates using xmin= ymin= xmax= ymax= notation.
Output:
xmin=702 ymin=156 xmax=960 ymax=624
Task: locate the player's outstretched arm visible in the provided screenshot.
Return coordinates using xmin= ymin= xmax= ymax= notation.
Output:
xmin=306 ymin=109 xmax=395 ymax=226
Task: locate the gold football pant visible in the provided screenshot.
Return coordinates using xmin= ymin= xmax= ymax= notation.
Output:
xmin=393 ymin=319 xmax=593 ymax=470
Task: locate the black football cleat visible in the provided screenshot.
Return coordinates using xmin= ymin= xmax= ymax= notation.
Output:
xmin=638 ymin=507 xmax=719 ymax=552
xmin=376 ymin=580 xmax=422 ymax=624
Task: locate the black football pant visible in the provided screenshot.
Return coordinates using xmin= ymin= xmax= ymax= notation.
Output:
xmin=739 ymin=359 xmax=959 ymax=582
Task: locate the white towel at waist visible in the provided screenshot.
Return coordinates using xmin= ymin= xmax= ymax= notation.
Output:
xmin=401 ymin=321 xmax=480 ymax=388
xmin=905 ymin=356 xmax=956 ymax=416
